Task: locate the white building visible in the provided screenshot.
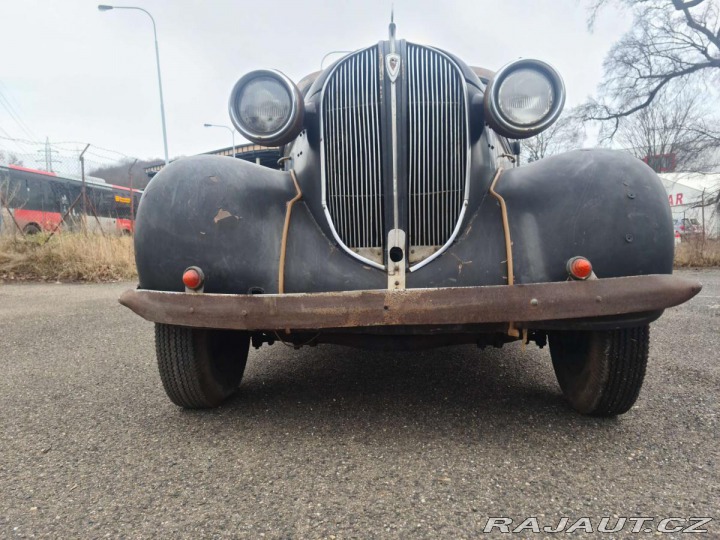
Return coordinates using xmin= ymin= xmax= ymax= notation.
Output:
xmin=659 ymin=172 xmax=720 ymax=237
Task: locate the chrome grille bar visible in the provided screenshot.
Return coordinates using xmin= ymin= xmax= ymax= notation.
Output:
xmin=407 ymin=44 xmax=468 ymax=255
xmin=321 ymin=47 xmax=384 ymax=264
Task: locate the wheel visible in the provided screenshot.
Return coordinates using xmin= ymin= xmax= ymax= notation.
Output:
xmin=154 ymin=323 xmax=250 ymax=408
xmin=23 ymin=223 xmax=41 ymax=235
xmin=548 ymin=325 xmax=649 ymax=416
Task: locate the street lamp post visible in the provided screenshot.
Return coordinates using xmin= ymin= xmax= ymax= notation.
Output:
xmin=98 ymin=4 xmax=169 ymax=165
xmin=204 ymin=123 xmax=236 ymax=158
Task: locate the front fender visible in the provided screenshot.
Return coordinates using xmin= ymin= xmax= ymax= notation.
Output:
xmin=497 ymin=148 xmax=674 ymax=283
xmin=134 ymin=155 xmax=385 ymax=294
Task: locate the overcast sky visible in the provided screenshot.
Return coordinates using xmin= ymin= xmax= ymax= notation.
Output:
xmin=0 ymin=0 xmax=630 ymax=163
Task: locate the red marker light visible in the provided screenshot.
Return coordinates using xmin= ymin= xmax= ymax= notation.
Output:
xmin=182 ymin=267 xmax=204 ymax=290
xmin=567 ymin=257 xmax=593 ymax=280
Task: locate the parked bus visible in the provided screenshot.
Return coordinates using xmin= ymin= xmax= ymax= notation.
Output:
xmin=0 ymin=165 xmax=142 ymax=235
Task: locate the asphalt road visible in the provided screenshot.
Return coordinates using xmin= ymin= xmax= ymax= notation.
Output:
xmin=1 ymin=269 xmax=718 ymax=539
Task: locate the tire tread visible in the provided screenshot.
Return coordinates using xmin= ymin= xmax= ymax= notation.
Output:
xmin=594 ymin=326 xmax=648 ymax=416
xmin=156 ymin=324 xmax=200 ymax=407
xmin=550 ymin=325 xmax=649 ymax=417
xmin=155 ymin=324 xmax=247 ymax=408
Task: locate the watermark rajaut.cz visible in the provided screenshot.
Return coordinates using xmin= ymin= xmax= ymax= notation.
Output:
xmin=482 ymin=517 xmax=713 ymax=534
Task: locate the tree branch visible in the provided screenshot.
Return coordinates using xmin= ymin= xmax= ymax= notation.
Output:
xmin=672 ymin=0 xmax=707 ymax=11
xmin=587 ymin=59 xmax=720 ymax=121
xmin=676 ymin=2 xmax=720 ymax=49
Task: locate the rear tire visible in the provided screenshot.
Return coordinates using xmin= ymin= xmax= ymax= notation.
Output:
xmin=548 ymin=326 xmax=649 ymax=416
xmin=23 ymin=223 xmax=41 ymax=235
xmin=155 ymin=323 xmax=250 ymax=408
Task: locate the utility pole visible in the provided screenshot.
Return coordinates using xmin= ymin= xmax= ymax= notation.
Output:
xmin=128 ymin=158 xmax=138 ymax=227
xmin=701 ymin=188 xmax=706 ymax=244
xmin=80 ymin=144 xmax=90 ymax=233
xmin=99 ymin=5 xmax=169 ymax=165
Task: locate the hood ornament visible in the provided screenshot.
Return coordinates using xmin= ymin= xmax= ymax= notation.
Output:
xmin=387 ymin=4 xmax=400 ymax=80
xmin=386 ymin=53 xmax=401 ymax=82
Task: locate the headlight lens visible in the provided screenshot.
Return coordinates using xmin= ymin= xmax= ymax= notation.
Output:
xmin=498 ymin=68 xmax=554 ymax=126
xmin=483 ymin=59 xmax=565 ymax=139
xmin=229 ymin=70 xmax=304 ymax=145
xmin=236 ymin=76 xmax=292 ymax=135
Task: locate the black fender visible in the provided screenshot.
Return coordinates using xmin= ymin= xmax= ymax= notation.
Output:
xmin=134 ymin=155 xmax=385 ymax=294
xmin=409 ymin=149 xmax=673 ymax=287
xmin=498 ymin=149 xmax=674 ymax=283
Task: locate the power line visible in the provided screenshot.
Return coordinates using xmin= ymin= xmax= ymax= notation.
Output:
xmin=53 ymin=141 xmax=136 ymax=159
xmin=0 ymin=134 xmax=40 ymax=146
xmin=0 ymin=135 xmax=141 ymax=163
xmin=0 ymin=82 xmax=41 ymax=142
xmin=0 ymin=87 xmax=40 ymax=144
xmin=0 ymin=126 xmax=28 ymax=154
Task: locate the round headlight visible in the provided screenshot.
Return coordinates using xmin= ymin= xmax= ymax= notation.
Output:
xmin=229 ymin=70 xmax=304 ymax=145
xmin=484 ymin=59 xmax=565 ymax=139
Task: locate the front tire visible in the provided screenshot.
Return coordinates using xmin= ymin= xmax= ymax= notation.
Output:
xmin=549 ymin=326 xmax=649 ymax=416
xmin=155 ymin=323 xmax=250 ymax=408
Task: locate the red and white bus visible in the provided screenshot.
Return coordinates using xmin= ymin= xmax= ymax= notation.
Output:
xmin=0 ymin=165 xmax=142 ymax=235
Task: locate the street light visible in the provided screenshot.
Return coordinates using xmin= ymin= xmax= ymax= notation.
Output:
xmin=99 ymin=4 xmax=169 ymax=165
xmin=204 ymin=123 xmax=236 ymax=158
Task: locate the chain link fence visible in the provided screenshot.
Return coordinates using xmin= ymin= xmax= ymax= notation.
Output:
xmin=0 ymin=137 xmax=157 ymax=238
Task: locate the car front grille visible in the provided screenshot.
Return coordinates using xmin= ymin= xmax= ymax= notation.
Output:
xmin=321 ymin=43 xmax=469 ymax=266
xmin=406 ymin=44 xmax=468 ymax=249
xmin=322 ymin=46 xmax=385 ymax=251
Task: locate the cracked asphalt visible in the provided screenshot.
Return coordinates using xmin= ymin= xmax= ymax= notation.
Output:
xmin=1 ymin=269 xmax=718 ymax=538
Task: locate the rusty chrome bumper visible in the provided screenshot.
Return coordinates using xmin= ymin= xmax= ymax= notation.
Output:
xmin=119 ymin=275 xmax=701 ymax=332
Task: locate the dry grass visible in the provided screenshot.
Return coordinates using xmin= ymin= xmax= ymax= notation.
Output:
xmin=0 ymin=232 xmax=137 ymax=282
xmin=674 ymin=238 xmax=720 ymax=268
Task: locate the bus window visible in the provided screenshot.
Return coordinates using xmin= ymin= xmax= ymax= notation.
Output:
xmin=7 ymin=177 xmax=28 ymax=208
xmin=88 ymin=186 xmax=110 ymax=218
xmin=114 ymin=190 xmax=133 ymax=219
xmin=65 ymin=184 xmax=81 ymax=218
xmin=41 ymin=180 xmax=54 ymax=211
xmin=0 ymin=172 xmax=8 ymax=200
xmin=49 ymin=180 xmax=71 ymax=214
xmin=25 ymin=178 xmax=41 ymax=210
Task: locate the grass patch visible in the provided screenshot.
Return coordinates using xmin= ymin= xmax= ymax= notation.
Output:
xmin=675 ymin=238 xmax=720 ymax=268
xmin=0 ymin=232 xmax=137 ymax=282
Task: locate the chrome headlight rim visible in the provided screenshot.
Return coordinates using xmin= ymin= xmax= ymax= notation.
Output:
xmin=228 ymin=69 xmax=304 ymax=146
xmin=484 ymin=59 xmax=565 ymax=139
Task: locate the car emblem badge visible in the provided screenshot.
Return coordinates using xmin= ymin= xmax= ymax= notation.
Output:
xmin=386 ymin=53 xmax=401 ymax=82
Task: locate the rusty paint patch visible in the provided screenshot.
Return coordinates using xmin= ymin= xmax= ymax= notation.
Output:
xmin=450 ymin=253 xmax=472 ymax=276
xmin=213 ymin=209 xmax=237 ymax=223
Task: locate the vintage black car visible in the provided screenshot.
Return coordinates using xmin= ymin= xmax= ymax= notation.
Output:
xmin=120 ymin=24 xmax=701 ymax=415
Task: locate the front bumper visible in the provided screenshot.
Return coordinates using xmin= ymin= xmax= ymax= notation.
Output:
xmin=119 ymin=274 xmax=701 ymax=332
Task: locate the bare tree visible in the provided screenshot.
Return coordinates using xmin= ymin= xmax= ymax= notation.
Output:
xmin=89 ymin=158 xmax=160 ymax=190
xmin=617 ymin=89 xmax=720 ymax=171
xmin=580 ymin=0 xmax=720 ymax=138
xmin=0 ymin=151 xmax=24 ymax=166
xmin=521 ymin=112 xmax=586 ymax=162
